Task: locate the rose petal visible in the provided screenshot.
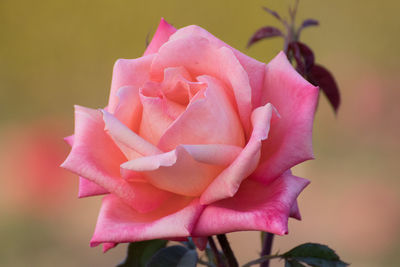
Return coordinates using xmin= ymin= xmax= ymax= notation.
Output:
xmin=169 ymin=25 xmax=266 ymax=108
xmin=151 ymin=36 xmax=253 ymax=136
xmin=120 ymin=168 xmax=147 ymax=182
xmin=138 ymin=86 xmax=178 ymax=145
xmin=64 ymin=135 xmax=74 ymax=146
xmin=121 ymin=144 xmax=242 ymax=196
xmin=144 ymin=18 xmax=176 ymax=56
xmin=102 ymin=243 xmax=117 ymax=253
xmin=102 ymin=109 xmax=162 ymax=160
xmin=200 ymin=103 xmax=274 ymax=205
xmin=160 ymin=67 xmax=207 ymax=105
xmin=158 ymin=75 xmax=245 ymax=151
xmin=63 ymin=130 xmax=109 ymax=198
xmin=61 ymin=105 xmax=172 ymax=213
xmin=78 ymin=176 xmax=109 ymax=198
xmin=90 ymin=194 xmax=204 ymax=246
xmin=61 ymin=105 xmax=125 ymax=183
xmin=192 ymin=173 xmax=310 ymax=236
xmin=113 ymin=86 xmax=142 ymax=132
xmin=289 ymin=200 xmax=302 ymax=220
xmin=108 ymin=54 xmax=155 ymax=113
xmin=251 ymin=52 xmax=319 ymax=184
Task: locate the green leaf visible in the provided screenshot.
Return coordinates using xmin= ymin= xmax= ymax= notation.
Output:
xmin=283 ymin=243 xmax=349 ymax=267
xmin=117 ymin=240 xmax=168 ymax=267
xmin=205 ymin=247 xmax=217 ymax=267
xmin=205 ymin=246 xmax=228 ymax=267
xmin=285 ymin=259 xmax=307 ymax=267
xmin=242 ymin=254 xmax=280 ymax=267
xmin=283 ymin=243 xmax=340 ymax=260
xmin=146 ymin=245 xmax=198 ymax=267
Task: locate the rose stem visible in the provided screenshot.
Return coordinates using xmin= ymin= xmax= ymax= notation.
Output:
xmin=216 ymin=234 xmax=239 ymax=267
xmin=260 ymin=232 xmax=274 ymax=267
xmin=208 ymin=236 xmax=226 ymax=267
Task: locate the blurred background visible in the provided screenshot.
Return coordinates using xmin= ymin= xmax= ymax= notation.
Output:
xmin=1 ymin=0 xmax=399 ymax=266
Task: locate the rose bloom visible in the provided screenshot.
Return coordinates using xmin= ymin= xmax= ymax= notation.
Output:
xmin=62 ymin=19 xmax=318 ymax=251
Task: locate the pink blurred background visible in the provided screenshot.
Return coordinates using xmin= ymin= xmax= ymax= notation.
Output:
xmin=1 ymin=0 xmax=399 ymax=266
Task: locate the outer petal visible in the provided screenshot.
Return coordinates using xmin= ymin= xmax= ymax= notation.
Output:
xmin=200 ymin=103 xmax=274 ymax=205
xmin=158 ymin=75 xmax=245 ymax=151
xmin=144 ymin=18 xmax=176 ymax=56
xmin=61 ymin=105 xmax=172 ymax=213
xmin=61 ymin=105 xmax=125 ymax=190
xmin=289 ymin=200 xmax=302 ymax=220
xmin=192 ymin=173 xmax=310 ymax=236
xmin=121 ymin=144 xmax=242 ymax=196
xmin=63 ymin=135 xmax=109 ymax=198
xmin=78 ymin=176 xmax=109 ymax=198
xmin=102 ymin=243 xmax=117 ymax=253
xmin=63 ymin=135 xmax=74 ymax=146
xmin=108 ymin=54 xmax=155 ymax=113
xmin=169 ymin=25 xmax=266 ymax=108
xmin=90 ymin=194 xmax=204 ymax=246
xmin=251 ymin=52 xmax=319 ymax=184
xmin=151 ymin=36 xmax=253 ymax=136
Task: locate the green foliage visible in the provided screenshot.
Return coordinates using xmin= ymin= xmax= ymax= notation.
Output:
xmin=282 ymin=243 xmax=349 ymax=267
xmin=204 ymin=247 xmax=217 ymax=267
xmin=285 ymin=259 xmax=307 ymax=267
xmin=146 ymin=245 xmax=198 ymax=267
xmin=117 ymin=240 xmax=167 ymax=267
xmin=243 ymin=243 xmax=348 ymax=267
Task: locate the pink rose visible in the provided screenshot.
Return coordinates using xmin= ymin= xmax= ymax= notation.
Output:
xmin=62 ymin=18 xmax=318 ymax=251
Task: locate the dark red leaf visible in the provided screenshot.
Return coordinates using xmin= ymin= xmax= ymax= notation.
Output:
xmin=298 ymin=19 xmax=319 ymax=35
xmin=301 ymin=19 xmax=319 ymax=28
xmin=247 ymin=26 xmax=283 ymax=48
xmin=288 ymin=42 xmax=305 ymax=75
xmin=262 ymin=6 xmax=283 ymax=22
xmin=288 ymin=42 xmax=315 ymax=75
xmin=296 ymin=42 xmax=315 ymax=73
xmin=309 ymin=65 xmax=341 ymax=113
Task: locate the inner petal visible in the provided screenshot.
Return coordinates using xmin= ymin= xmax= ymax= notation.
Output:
xmin=161 ymin=67 xmax=206 ymax=105
xmin=151 ymin=36 xmax=253 ymax=137
xmin=161 ymin=67 xmax=192 ymax=105
xmin=158 ymin=75 xmax=245 ymax=151
xmin=138 ymin=69 xmax=208 ymax=146
xmin=139 ymin=82 xmax=185 ymax=145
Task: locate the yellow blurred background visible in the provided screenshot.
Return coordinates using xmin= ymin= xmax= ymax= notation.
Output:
xmin=1 ymin=0 xmax=399 ymax=266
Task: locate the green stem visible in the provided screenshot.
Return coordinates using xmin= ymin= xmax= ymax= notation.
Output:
xmin=216 ymin=234 xmax=238 ymax=267
xmin=242 ymin=254 xmax=281 ymax=267
xmin=260 ymin=233 xmax=274 ymax=267
xmin=208 ymin=236 xmax=225 ymax=267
